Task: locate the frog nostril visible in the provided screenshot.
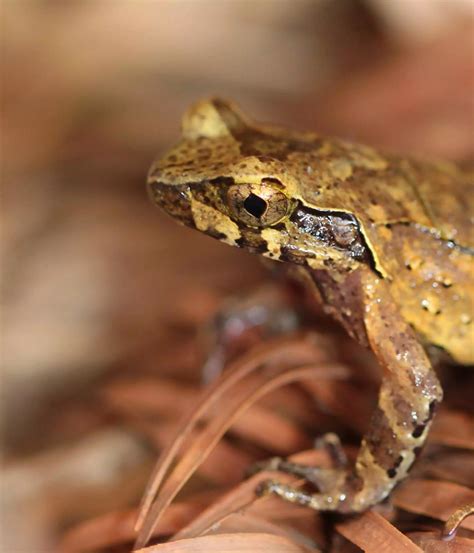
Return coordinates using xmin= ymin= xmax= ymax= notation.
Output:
xmin=244 ymin=193 xmax=267 ymax=218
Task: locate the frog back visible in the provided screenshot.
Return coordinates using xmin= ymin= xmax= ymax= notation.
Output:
xmin=293 ymin=142 xmax=472 ymax=267
xmin=293 ymin=144 xmax=473 ymax=364
xmin=402 ymin=159 xmax=474 ymax=249
xmin=380 ymin=160 xmax=473 ymax=364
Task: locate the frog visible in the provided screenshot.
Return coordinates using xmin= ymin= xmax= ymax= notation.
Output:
xmin=146 ymin=98 xmax=473 ymax=515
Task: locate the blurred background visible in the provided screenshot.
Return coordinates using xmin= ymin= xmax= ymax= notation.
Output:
xmin=2 ymin=1 xmax=473 ymax=550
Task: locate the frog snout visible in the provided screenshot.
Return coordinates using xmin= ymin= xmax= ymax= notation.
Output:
xmin=147 ymin=180 xmax=194 ymax=227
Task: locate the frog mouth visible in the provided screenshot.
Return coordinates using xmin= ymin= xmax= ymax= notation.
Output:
xmin=147 ymin=180 xmax=195 ymax=228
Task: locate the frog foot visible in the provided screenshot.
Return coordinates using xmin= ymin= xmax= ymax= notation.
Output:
xmin=253 ymin=459 xmax=344 ymax=493
xmin=246 ymin=456 xmax=284 ymax=478
xmin=255 ymin=477 xmax=347 ymax=511
xmin=313 ymin=432 xmax=347 ymax=468
xmin=247 ymin=433 xmax=348 ymax=492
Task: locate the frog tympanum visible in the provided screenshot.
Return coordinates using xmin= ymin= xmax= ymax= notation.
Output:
xmin=147 ymin=99 xmax=473 ymax=514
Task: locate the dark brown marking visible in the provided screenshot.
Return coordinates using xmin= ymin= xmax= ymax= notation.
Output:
xmin=387 ymin=455 xmax=403 ymax=478
xmin=261 ymin=177 xmax=285 ymax=189
xmin=235 ymin=227 xmax=268 ymax=254
xmin=412 ymin=399 xmax=437 ymax=438
xmin=191 ymin=179 xmax=234 ymax=213
xmin=210 ymin=98 xmax=247 ymax=132
xmin=290 ymin=203 xmax=372 ymax=264
xmin=206 ymin=230 xmax=227 ymax=241
xmin=149 ymin=182 xmax=195 ymax=228
xmin=280 ymin=245 xmax=311 ymax=265
xmin=343 ymin=471 xmax=365 ymax=496
xmin=209 ymin=176 xmax=235 ymax=186
xmin=411 ymin=424 xmax=425 ymax=439
xmin=365 ymin=407 xmax=405 ymax=472
xmin=210 ymin=98 xmax=323 ymax=162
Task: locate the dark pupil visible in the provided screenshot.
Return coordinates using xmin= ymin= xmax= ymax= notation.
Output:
xmin=244 ymin=193 xmax=267 ymax=218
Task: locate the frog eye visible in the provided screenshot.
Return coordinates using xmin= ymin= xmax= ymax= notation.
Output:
xmin=227 ymin=184 xmax=289 ymax=227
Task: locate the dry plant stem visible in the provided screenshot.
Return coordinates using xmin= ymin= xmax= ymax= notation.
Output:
xmin=134 ymin=362 xmax=348 ymax=548
xmin=443 ymin=503 xmax=474 ymax=541
xmin=135 ymin=335 xmax=326 ymax=532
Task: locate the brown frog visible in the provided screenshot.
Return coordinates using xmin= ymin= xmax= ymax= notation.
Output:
xmin=146 ymin=98 xmax=473 ymax=515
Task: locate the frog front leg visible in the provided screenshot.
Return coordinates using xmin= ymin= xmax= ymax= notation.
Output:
xmin=201 ymin=282 xmax=301 ymax=383
xmin=258 ymin=267 xmax=443 ymax=513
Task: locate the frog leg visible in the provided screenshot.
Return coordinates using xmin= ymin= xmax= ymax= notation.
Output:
xmin=202 ymin=283 xmax=300 ymax=382
xmin=314 ymin=432 xmax=348 ymax=468
xmin=247 ymin=434 xmax=347 ymax=492
xmin=250 ymin=459 xmax=338 ymax=492
xmin=256 ymin=268 xmax=443 ymax=513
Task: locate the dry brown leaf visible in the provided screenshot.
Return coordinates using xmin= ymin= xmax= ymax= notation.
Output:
xmin=104 ymin=376 xmax=321 ymax=453
xmin=59 ymin=493 xmax=219 ymax=553
xmin=409 ymin=532 xmax=474 ymax=553
xmin=135 ymin=336 xmax=327 ymax=534
xmin=104 ymin=377 xmax=310 ymax=453
xmin=336 ymin=510 xmax=423 ymax=552
xmin=135 ymin=532 xmax=312 ymax=552
xmin=138 ymin=420 xmax=255 ymax=486
xmin=419 ymin=449 xmax=474 ymax=488
xmin=394 ymin=480 xmax=474 ymax=531
xmin=242 ymin=378 xmax=329 ymax=428
xmin=229 ymin=402 xmax=313 ymax=454
xmin=430 ymin=411 xmax=474 ymax=450
xmin=136 ymin=360 xmax=348 ymax=547
xmin=301 ymin=379 xmax=373 ymax=434
xmin=173 ymin=450 xmax=331 ymax=541
xmin=203 ymin=512 xmax=320 ymax=551
xmin=102 ymin=378 xmax=196 ymax=418
xmin=135 ymin=336 xmax=345 ymax=544
xmin=103 ymin=374 xmax=323 ymax=429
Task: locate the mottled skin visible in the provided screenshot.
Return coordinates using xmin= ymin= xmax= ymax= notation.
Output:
xmin=147 ymin=98 xmax=474 ymax=513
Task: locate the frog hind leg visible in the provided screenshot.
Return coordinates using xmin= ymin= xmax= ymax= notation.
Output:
xmin=257 ymin=268 xmax=443 ymax=513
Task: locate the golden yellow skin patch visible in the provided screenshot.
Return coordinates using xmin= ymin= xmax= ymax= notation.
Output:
xmin=190 ymin=198 xmax=241 ymax=246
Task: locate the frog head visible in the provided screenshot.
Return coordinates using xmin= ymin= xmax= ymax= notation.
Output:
xmin=148 ymin=98 xmax=370 ymax=269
